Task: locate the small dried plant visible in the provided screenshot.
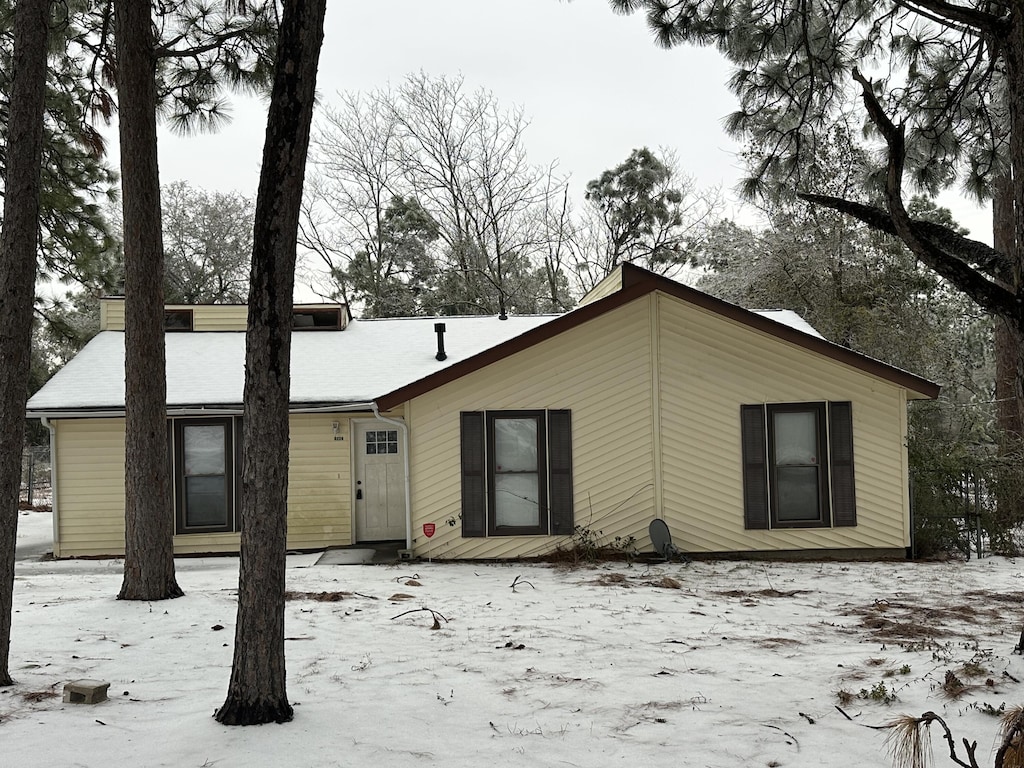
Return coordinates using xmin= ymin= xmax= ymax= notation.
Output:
xmin=877 ymin=706 xmax=1024 ymax=768
xmin=996 ymin=706 xmax=1024 ymax=768
xmin=884 ymin=714 xmax=934 ymax=768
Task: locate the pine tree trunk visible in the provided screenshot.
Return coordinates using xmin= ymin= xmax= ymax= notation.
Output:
xmin=114 ymin=0 xmax=181 ymax=601
xmin=0 ymin=0 xmax=50 ymax=687
xmin=993 ymin=174 xmax=1023 ymax=440
xmin=215 ymin=0 xmax=325 ymax=726
xmin=993 ymin=171 xmax=1024 ymax=551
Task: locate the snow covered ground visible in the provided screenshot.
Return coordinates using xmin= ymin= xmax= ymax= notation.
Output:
xmin=6 ymin=509 xmax=1024 ymax=767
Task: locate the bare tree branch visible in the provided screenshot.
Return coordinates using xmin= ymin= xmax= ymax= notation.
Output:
xmin=848 ymin=67 xmax=1024 ymax=325
xmin=797 ymin=193 xmax=1010 ymax=278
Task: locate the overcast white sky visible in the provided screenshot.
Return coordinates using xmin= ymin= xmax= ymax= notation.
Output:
xmin=152 ymin=0 xmax=991 ymax=244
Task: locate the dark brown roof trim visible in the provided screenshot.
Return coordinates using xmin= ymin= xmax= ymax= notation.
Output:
xmin=376 ymin=263 xmax=939 ymax=410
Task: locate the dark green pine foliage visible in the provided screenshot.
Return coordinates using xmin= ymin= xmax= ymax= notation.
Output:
xmin=0 ymin=0 xmax=118 ymax=291
xmin=585 ymin=147 xmax=694 ymax=272
xmin=612 ymin=0 xmax=1004 ymax=200
xmin=338 ymin=195 xmax=440 ymax=318
xmin=609 ymin=0 xmax=1024 ymax=323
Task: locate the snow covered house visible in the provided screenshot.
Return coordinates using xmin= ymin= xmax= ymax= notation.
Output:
xmin=26 ymin=263 xmax=939 ymax=560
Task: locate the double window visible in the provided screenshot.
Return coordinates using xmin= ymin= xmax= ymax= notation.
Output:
xmin=740 ymin=401 xmax=856 ymax=529
xmin=171 ymin=418 xmax=239 ymax=534
xmin=460 ymin=410 xmax=573 ymax=537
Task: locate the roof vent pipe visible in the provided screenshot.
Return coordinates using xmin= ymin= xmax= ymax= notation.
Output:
xmin=434 ymin=322 xmax=447 ymax=361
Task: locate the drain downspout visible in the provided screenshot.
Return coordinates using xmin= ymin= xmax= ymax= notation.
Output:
xmin=370 ymin=402 xmax=412 ymax=552
xmin=40 ymin=416 xmax=58 ymax=557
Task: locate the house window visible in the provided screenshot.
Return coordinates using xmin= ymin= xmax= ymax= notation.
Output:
xmin=490 ymin=413 xmax=547 ymax=532
xmin=164 ymin=309 xmax=193 ymax=331
xmin=460 ymin=410 xmax=573 ymax=537
xmin=741 ymin=401 xmax=857 ymax=530
xmin=172 ymin=418 xmax=238 ymax=534
xmin=293 ymin=307 xmax=342 ymax=330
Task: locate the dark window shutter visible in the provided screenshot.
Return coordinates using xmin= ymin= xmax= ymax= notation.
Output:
xmin=460 ymin=412 xmax=486 ymax=537
xmin=741 ymin=405 xmax=769 ymax=530
xmin=829 ymin=401 xmax=857 ymax=527
xmin=547 ymin=410 xmax=574 ymax=535
xmin=234 ymin=416 xmax=243 ymax=530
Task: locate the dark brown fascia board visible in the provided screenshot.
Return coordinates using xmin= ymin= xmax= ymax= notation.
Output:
xmin=375 ymin=263 xmax=940 ymax=410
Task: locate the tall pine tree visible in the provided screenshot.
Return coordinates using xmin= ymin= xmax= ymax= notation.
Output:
xmin=216 ymin=0 xmax=326 ymax=725
xmin=0 ymin=0 xmax=51 ymax=686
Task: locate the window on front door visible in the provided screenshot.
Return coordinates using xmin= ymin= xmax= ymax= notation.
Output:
xmin=365 ymin=429 xmax=398 ymax=454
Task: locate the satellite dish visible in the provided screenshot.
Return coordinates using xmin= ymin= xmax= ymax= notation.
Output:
xmin=648 ymin=518 xmax=689 ymax=564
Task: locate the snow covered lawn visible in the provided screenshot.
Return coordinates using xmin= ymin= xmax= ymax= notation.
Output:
xmin=6 ymin=510 xmax=1024 ymax=767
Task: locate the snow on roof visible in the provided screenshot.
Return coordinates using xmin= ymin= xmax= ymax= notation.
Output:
xmin=26 ymin=314 xmax=559 ymax=412
xmin=751 ymin=309 xmax=825 ymax=339
xmin=26 ymin=303 xmax=828 ymax=414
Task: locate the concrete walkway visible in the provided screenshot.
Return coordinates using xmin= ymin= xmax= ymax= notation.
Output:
xmin=316 ymin=541 xmax=403 ymax=565
xmin=15 ymin=509 xmax=53 ymax=562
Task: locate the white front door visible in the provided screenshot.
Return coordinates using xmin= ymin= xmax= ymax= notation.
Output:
xmin=353 ymin=421 xmax=406 ymax=541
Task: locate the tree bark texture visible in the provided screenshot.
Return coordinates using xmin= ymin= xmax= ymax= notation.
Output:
xmin=0 ymin=0 xmax=50 ymax=687
xmin=114 ymin=0 xmax=182 ymax=601
xmin=1009 ymin=9 xmax=1024 ymax=306
xmin=215 ymin=0 xmax=326 ymax=726
xmin=993 ymin=173 xmax=1023 ymax=443
xmin=993 ymin=173 xmax=1024 ymax=547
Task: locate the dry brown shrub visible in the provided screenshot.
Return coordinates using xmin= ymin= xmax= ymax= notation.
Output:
xmin=651 ymin=576 xmax=682 ymax=589
xmin=756 ymin=637 xmax=802 ymax=648
xmin=941 ymin=670 xmax=967 ymax=698
xmin=586 ymin=573 xmax=631 ymax=587
xmin=844 ymin=598 xmax=996 ymax=641
xmin=284 ymin=590 xmax=354 ymax=602
xmin=718 ymin=588 xmax=806 ymax=599
xmin=963 ymin=590 xmax=1024 ymax=604
xmin=868 ymin=619 xmax=939 ymax=640
xmin=21 ymin=689 xmax=58 ymax=703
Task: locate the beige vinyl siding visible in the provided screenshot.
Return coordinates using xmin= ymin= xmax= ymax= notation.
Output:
xmin=99 ymin=299 xmax=125 ymax=331
xmin=407 ymin=289 xmax=913 ymax=560
xmin=577 ymin=269 xmax=623 ymax=307
xmin=54 ymin=413 xmax=354 ymax=557
xmin=655 ymin=293 xmax=910 ymax=553
xmin=99 ymin=300 xmax=250 ymax=331
xmin=408 ymin=296 xmax=657 ymax=560
xmin=284 ymin=414 xmax=351 ymax=549
xmin=189 ymin=306 xmax=249 ymax=331
xmin=171 ymin=414 xmax=353 ymax=554
xmin=99 ymin=300 xmax=345 ymax=332
xmin=53 ymin=419 xmax=127 ymax=557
